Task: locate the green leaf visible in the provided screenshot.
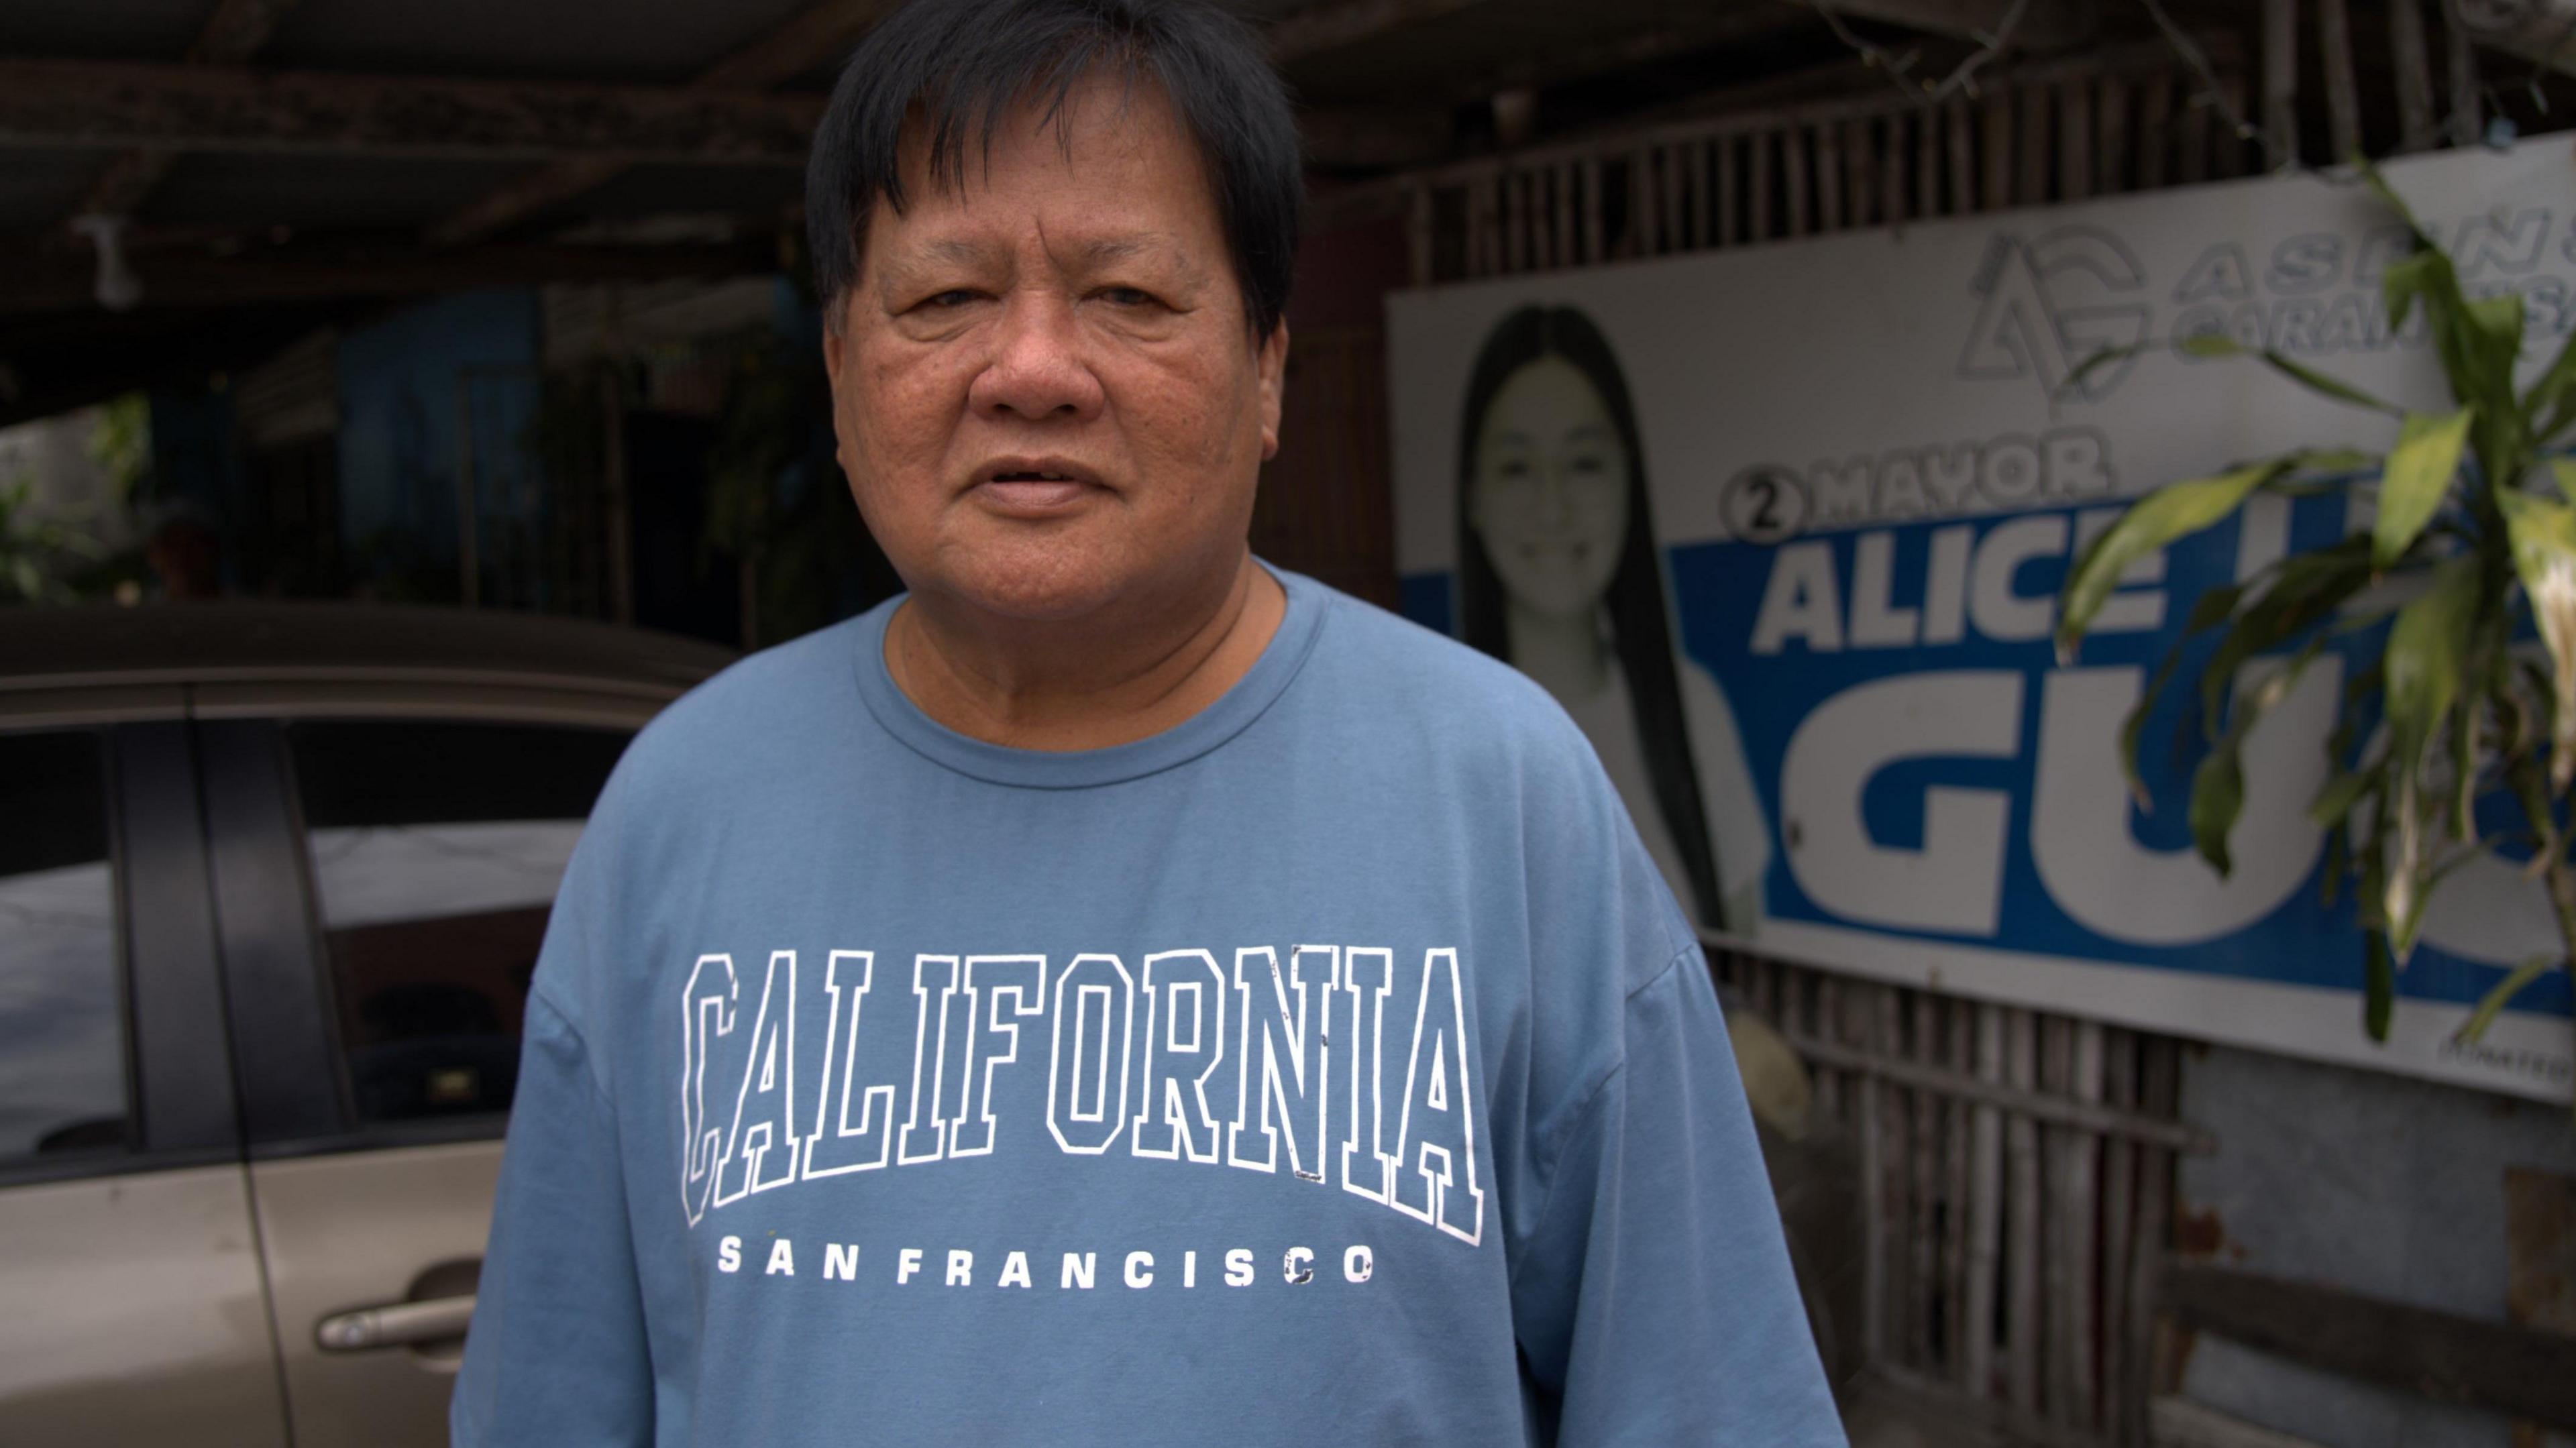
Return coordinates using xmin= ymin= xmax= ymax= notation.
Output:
xmin=2175 ymin=333 xmax=2406 ymax=416
xmin=2196 ymin=539 xmax=2374 ymax=739
xmin=2186 ymin=581 xmax=2245 ymax=634
xmin=2069 ymin=342 xmax=2148 ymax=394
xmin=2120 ymin=645 xmax=2187 ymax=809
xmin=2521 ymin=320 xmax=2576 ymax=438
xmin=2497 ymin=487 xmax=2576 ymax=791
xmin=2555 ymin=458 xmax=2576 ymax=505
xmin=2190 ymin=637 xmax=2328 ymax=873
xmin=2308 ymin=765 xmax=2379 ymax=826
xmin=2057 ymin=459 xmax=2290 ymax=659
xmin=2381 ymin=556 xmax=2481 ymax=962
xmin=2384 ymin=554 xmax=2481 ymax=775
xmin=2190 ymin=742 xmax=2246 ymax=875
xmin=2364 ymin=931 xmax=2395 ymax=1042
xmin=2371 ymin=408 xmax=2474 ymax=568
xmin=2453 ymin=954 xmax=2559 ymax=1044
xmin=2357 ymin=160 xmax=2435 ymax=247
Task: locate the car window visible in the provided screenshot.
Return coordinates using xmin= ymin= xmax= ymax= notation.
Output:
xmin=0 ymin=730 xmax=127 ymax=1163
xmin=286 ymin=722 xmax=627 ymax=1127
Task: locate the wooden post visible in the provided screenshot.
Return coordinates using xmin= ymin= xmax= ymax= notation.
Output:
xmin=2069 ymin=1021 xmax=2105 ymax=1428
xmin=1406 ymin=182 xmax=1434 ymax=286
xmin=2006 ymin=1008 xmax=2042 ymax=1412
xmin=2441 ymin=0 xmax=2481 ymax=148
xmin=599 ymin=367 xmax=632 ymax=625
xmin=1909 ymin=990 xmax=1941 ymax=1369
xmin=2318 ymin=0 xmax=2363 ymax=162
xmin=1664 ymin=142 xmax=1688 ymax=252
xmin=1716 ymin=135 xmax=1739 ymax=247
xmin=1750 ymin=130 xmax=1774 ymax=243
xmin=2262 ymin=0 xmax=2300 ymax=170
xmin=2057 ymin=80 xmax=2092 ymax=202
xmin=1943 ymin=1000 xmax=1975 ymax=1384
xmin=1841 ymin=116 xmax=1873 ymax=229
xmin=2177 ymin=82 xmax=2212 ymax=184
xmin=1813 ymin=123 xmax=1842 ymax=233
xmin=2214 ymin=75 xmax=2251 ymax=178
xmin=1528 ymin=170 xmax=1552 ymax=272
xmin=2096 ymin=75 xmax=2130 ymax=194
xmin=2041 ymin=1017 xmax=2075 ymax=1420
xmin=1879 ymin=987 xmax=1913 ymax=1366
xmin=1860 ymin=992 xmax=1887 ymax=1367
xmin=1556 ymin=162 xmax=1578 ymax=266
xmin=1946 ymin=101 xmax=1975 ymax=216
xmin=1690 ymin=138 xmax=1713 ymax=248
xmin=1782 ymin=125 xmax=1810 ymax=238
xmin=1503 ymin=170 xmax=1526 ymax=274
xmin=1815 ymin=967 xmax=1841 ymax=1119
xmin=1966 ymin=1004 xmax=2006 ymax=1398
xmin=1582 ymin=155 xmax=1607 ymax=264
xmin=2137 ymin=74 xmax=2174 ymax=191
xmin=1631 ymin=145 xmax=1657 ymax=256
xmin=2100 ymin=1029 xmax=2141 ymax=1441
xmin=2017 ymin=84 xmax=2051 ymax=207
xmin=2125 ymin=1038 xmax=2180 ymax=1445
xmin=2389 ymin=0 xmax=2438 ymax=152
xmin=1912 ymin=106 xmax=1937 ymax=220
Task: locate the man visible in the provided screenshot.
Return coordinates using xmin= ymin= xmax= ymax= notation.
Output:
xmin=453 ymin=0 xmax=1841 ymax=1443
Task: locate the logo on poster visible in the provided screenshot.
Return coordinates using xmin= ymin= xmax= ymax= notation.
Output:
xmin=1957 ymin=227 xmax=2151 ymax=402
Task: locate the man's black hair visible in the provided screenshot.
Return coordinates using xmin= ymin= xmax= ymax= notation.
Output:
xmin=806 ymin=0 xmax=1301 ymax=338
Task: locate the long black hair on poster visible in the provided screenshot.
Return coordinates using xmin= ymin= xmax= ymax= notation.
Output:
xmin=1454 ymin=304 xmax=1729 ymax=930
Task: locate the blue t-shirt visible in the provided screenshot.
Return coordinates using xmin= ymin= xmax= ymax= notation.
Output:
xmin=453 ymin=568 xmax=1841 ymax=1447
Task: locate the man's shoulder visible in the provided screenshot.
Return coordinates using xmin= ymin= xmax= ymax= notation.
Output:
xmin=609 ymin=611 xmax=877 ymax=799
xmin=1301 ymin=581 xmax=1595 ymax=764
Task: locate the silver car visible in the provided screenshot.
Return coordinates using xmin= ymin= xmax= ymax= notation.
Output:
xmin=0 ymin=604 xmax=728 ymax=1447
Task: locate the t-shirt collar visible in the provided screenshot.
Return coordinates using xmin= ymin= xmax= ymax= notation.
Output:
xmin=849 ymin=562 xmax=1326 ymax=789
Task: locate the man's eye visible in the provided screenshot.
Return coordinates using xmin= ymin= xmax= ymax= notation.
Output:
xmin=1098 ymin=286 xmax=1159 ymax=308
xmin=918 ymin=289 xmax=981 ymax=310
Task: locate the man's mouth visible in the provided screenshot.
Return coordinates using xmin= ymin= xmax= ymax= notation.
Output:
xmin=975 ymin=462 xmax=1103 ymax=512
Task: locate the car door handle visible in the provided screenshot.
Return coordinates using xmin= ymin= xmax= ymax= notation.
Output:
xmin=315 ymin=1294 xmax=476 ymax=1352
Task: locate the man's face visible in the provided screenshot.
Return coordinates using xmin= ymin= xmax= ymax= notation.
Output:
xmin=824 ymin=77 xmax=1288 ymax=626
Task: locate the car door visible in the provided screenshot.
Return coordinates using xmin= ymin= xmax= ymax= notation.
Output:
xmin=0 ymin=720 xmax=290 ymax=1448
xmin=202 ymin=713 xmax=632 ymax=1448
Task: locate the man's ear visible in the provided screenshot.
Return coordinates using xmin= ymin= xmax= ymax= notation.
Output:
xmin=822 ymin=305 xmax=848 ymax=388
xmin=1256 ymin=319 xmax=1289 ymax=461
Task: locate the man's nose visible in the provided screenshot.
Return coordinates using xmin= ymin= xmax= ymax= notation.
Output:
xmin=969 ymin=292 xmax=1105 ymax=422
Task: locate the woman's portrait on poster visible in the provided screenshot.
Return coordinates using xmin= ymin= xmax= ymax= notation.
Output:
xmin=1455 ymin=303 xmax=1772 ymax=937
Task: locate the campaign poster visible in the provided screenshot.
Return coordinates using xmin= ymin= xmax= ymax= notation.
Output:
xmin=1387 ymin=135 xmax=2576 ymax=1101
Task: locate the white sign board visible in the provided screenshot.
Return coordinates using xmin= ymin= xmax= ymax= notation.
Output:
xmin=1389 ymin=137 xmax=2576 ymax=1101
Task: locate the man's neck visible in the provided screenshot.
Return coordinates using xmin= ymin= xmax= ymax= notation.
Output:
xmin=885 ymin=551 xmax=1286 ymax=751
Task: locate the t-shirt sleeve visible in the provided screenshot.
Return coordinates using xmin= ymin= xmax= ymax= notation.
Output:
xmin=451 ymin=989 xmax=654 ymax=1447
xmin=1507 ymin=946 xmax=1845 ymax=1445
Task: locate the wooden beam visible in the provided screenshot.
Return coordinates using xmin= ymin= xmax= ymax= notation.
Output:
xmin=0 ymin=60 xmax=823 ymax=164
xmin=2164 ymin=1262 xmax=2576 ymax=1429
xmin=1820 ymin=0 xmax=2094 ymax=50
xmin=2454 ymin=0 xmax=2576 ymax=77
xmin=74 ymin=0 xmax=307 ymax=221
xmin=1267 ymin=0 xmax=1490 ymax=63
xmin=1438 ymin=4 xmax=1802 ymax=106
xmin=0 ymin=237 xmax=780 ymax=315
xmin=1301 ymin=106 xmax=1454 ymax=170
xmin=432 ymin=0 xmax=896 ymax=245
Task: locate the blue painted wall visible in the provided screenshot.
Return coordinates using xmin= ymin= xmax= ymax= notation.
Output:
xmin=335 ymin=289 xmax=541 ymax=596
